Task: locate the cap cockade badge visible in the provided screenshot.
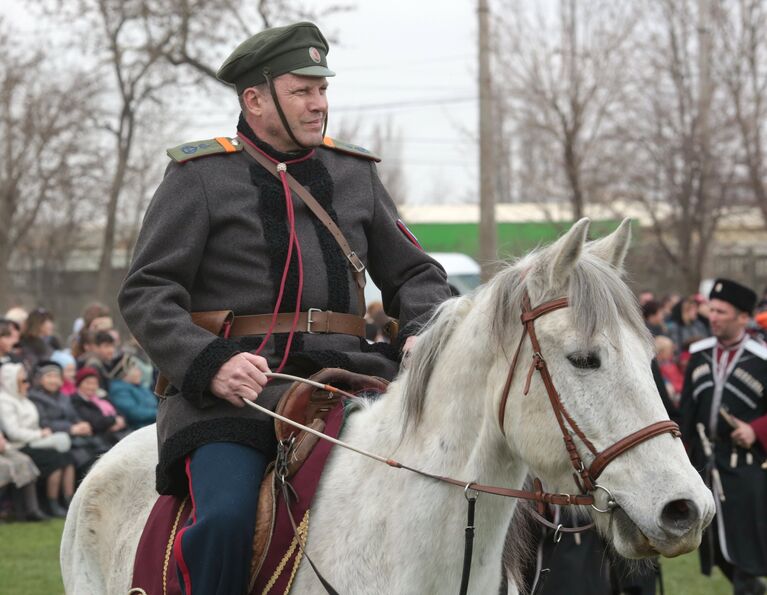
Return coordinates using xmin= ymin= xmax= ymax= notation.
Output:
xmin=309 ymin=47 xmax=322 ymax=63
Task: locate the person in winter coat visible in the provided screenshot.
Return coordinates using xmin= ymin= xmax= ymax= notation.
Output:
xmin=0 ymin=429 xmax=45 ymax=521
xmin=71 ymin=367 xmax=128 ymax=445
xmin=108 ymin=355 xmax=157 ymax=429
xmin=666 ymin=295 xmax=710 ymax=353
xmin=0 ymin=363 xmax=74 ymax=517
xmin=29 ymin=361 xmax=108 ymax=474
xmin=17 ymin=308 xmax=57 ymax=371
xmin=50 ymin=350 xmax=77 ymax=396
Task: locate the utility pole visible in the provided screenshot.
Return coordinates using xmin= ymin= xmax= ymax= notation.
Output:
xmin=695 ymin=0 xmax=713 ymax=292
xmin=478 ymin=0 xmax=497 ymax=281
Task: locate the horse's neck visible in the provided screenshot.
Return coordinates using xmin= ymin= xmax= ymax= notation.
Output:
xmin=330 ymin=312 xmax=526 ymax=588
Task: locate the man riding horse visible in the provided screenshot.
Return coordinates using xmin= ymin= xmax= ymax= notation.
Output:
xmin=118 ymin=21 xmax=452 ymax=595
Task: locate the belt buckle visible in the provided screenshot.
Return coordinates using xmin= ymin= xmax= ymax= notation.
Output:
xmin=307 ymin=308 xmax=323 ymax=334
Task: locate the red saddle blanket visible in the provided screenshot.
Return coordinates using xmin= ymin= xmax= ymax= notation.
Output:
xmin=130 ymin=402 xmax=345 ymax=595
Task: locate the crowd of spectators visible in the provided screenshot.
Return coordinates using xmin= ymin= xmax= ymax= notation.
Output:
xmin=0 ymin=303 xmax=158 ymax=522
xmin=641 ymin=288 xmax=767 ymax=408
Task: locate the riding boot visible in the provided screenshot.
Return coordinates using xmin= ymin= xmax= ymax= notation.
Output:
xmin=174 ymin=442 xmax=268 ymax=595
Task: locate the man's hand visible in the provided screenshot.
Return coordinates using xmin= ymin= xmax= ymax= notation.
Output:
xmin=0 ymin=432 xmax=6 ymax=454
xmin=40 ymin=427 xmax=52 ymax=437
xmin=211 ymin=352 xmax=271 ymax=408
xmin=401 ymin=336 xmax=418 ymax=368
xmin=402 ymin=336 xmax=418 ymax=354
xmin=731 ymin=416 xmax=757 ymax=449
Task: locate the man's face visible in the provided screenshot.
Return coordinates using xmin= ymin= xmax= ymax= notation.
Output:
xmin=95 ymin=343 xmax=115 ymax=362
xmin=708 ymin=298 xmax=749 ymax=342
xmin=245 ymin=73 xmax=329 ymax=151
xmin=0 ymin=328 xmax=19 ymax=355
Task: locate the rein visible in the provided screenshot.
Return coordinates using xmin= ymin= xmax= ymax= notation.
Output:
xmin=250 ymin=291 xmax=682 ymax=593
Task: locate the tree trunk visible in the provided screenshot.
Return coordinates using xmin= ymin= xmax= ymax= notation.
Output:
xmin=96 ymin=111 xmax=134 ymax=302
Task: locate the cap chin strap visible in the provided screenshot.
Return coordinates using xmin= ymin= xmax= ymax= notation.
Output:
xmin=263 ymin=68 xmax=327 ymax=151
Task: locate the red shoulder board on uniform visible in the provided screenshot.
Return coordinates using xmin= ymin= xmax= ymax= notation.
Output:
xmin=321 ymin=137 xmax=381 ymax=162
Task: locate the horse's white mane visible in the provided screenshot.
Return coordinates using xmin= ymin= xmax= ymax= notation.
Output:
xmin=401 ymin=236 xmax=650 ymax=429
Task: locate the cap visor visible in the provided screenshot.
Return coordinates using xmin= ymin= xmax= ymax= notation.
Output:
xmin=290 ymin=65 xmax=336 ymax=77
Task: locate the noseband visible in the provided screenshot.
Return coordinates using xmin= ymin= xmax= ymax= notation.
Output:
xmin=498 ymin=291 xmax=681 ymax=499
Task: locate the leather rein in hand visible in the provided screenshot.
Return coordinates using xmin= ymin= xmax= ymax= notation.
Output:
xmin=247 ymin=291 xmax=682 ymax=594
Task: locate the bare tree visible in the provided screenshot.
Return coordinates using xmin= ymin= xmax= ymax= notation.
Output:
xmin=0 ymin=23 xmax=101 ymax=309
xmin=37 ymin=0 xmax=353 ymax=302
xmin=620 ymin=0 xmax=735 ymax=292
xmin=716 ymin=0 xmax=767 ymax=220
xmin=495 ymin=0 xmax=640 ymax=218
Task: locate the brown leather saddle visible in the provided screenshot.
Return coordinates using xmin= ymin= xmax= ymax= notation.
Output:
xmin=131 ymin=367 xmax=388 ymax=595
xmin=248 ymin=367 xmax=389 ymax=589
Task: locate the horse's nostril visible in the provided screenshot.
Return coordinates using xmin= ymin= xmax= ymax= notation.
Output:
xmin=660 ymin=499 xmax=699 ymax=536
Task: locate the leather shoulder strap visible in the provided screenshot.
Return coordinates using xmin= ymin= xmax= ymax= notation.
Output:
xmin=241 ymin=140 xmax=367 ymax=316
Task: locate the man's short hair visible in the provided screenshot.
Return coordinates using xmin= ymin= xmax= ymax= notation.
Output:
xmin=0 ymin=318 xmax=20 ymax=337
xmin=642 ymin=300 xmax=661 ymax=320
xmin=94 ymin=331 xmax=115 ymax=346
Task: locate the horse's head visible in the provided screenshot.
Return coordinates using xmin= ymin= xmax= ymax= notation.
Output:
xmin=492 ymin=219 xmax=714 ymax=559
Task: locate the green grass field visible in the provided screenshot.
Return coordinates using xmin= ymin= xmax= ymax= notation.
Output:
xmin=0 ymin=519 xmax=737 ymax=594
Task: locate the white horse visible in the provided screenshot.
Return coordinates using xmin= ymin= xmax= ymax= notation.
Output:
xmin=61 ymin=219 xmax=714 ymax=594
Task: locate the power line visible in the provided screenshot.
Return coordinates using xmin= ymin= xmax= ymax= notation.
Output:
xmin=340 ymin=53 xmax=473 ymax=72
xmin=333 ymin=96 xmax=476 ymax=112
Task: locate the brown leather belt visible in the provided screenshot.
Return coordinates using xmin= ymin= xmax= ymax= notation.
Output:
xmin=229 ymin=309 xmax=365 ymax=338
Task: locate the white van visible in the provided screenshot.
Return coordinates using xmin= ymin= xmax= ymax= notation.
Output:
xmin=364 ymin=252 xmax=481 ymax=305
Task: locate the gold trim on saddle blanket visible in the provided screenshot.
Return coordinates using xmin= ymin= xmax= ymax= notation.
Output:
xmin=262 ymin=510 xmax=310 ymax=595
xmin=162 ymin=496 xmax=189 ymax=595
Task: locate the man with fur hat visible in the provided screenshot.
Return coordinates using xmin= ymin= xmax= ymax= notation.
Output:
xmin=681 ymin=278 xmax=767 ymax=594
xmin=119 ymin=21 xmax=451 ymax=594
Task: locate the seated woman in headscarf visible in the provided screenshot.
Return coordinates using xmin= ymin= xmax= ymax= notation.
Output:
xmin=0 ymin=428 xmax=45 ymax=521
xmin=29 ymin=361 xmax=109 ymax=476
xmin=0 ymin=363 xmax=75 ymax=518
xmin=71 ymin=367 xmax=129 ymax=445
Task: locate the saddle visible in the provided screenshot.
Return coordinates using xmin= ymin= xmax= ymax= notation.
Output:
xmin=130 ymin=368 xmax=388 ymax=595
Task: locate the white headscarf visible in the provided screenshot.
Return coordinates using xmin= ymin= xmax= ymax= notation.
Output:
xmin=0 ymin=363 xmax=26 ymax=399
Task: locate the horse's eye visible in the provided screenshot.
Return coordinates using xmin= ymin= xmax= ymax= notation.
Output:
xmin=567 ymin=352 xmax=601 ymax=370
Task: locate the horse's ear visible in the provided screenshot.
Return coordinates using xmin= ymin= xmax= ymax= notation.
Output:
xmin=588 ymin=218 xmax=632 ymax=271
xmin=547 ymin=218 xmax=590 ymax=287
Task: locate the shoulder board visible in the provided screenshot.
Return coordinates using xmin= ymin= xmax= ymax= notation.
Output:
xmin=744 ymin=338 xmax=767 ymax=360
xmin=167 ymin=137 xmax=243 ymax=163
xmin=321 ymin=136 xmax=381 ymax=162
xmin=689 ymin=336 xmax=717 ymax=354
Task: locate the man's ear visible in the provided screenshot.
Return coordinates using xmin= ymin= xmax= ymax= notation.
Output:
xmin=241 ymin=87 xmax=266 ymax=117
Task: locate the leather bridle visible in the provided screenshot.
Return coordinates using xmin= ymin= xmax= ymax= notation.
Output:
xmin=498 ymin=290 xmax=681 ymax=502
xmin=244 ymin=293 xmax=683 ymax=595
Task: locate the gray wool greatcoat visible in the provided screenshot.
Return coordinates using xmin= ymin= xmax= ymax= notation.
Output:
xmin=118 ymin=132 xmax=452 ymax=495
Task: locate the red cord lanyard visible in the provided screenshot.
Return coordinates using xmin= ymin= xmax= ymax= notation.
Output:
xmin=237 ymin=133 xmax=315 ymax=372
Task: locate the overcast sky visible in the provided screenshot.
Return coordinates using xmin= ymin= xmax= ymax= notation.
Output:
xmin=4 ymin=1 xmax=480 ymax=204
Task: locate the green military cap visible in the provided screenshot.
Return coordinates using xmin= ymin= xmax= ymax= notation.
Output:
xmin=217 ymin=22 xmax=335 ymax=93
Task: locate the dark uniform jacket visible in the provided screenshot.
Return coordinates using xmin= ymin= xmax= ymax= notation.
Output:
xmin=680 ymin=335 xmax=767 ymax=577
xmin=118 ymin=125 xmax=452 ymax=495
